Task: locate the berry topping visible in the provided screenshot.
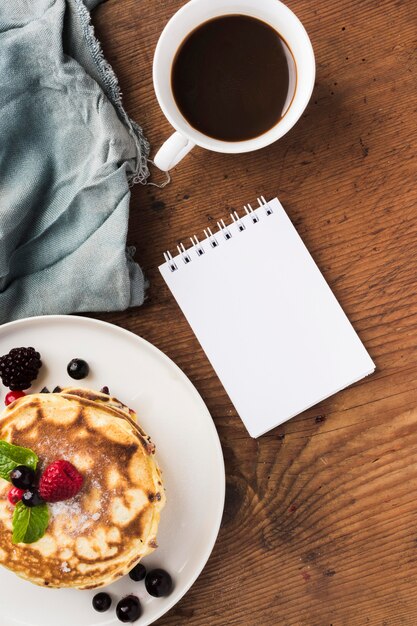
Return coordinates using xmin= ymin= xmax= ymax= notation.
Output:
xmin=100 ymin=386 xmax=110 ymax=395
xmin=10 ymin=465 xmax=36 ymax=490
xmin=67 ymin=358 xmax=89 ymax=380
xmin=116 ymin=596 xmax=141 ymax=623
xmin=145 ymin=569 xmax=173 ymax=597
xmin=129 ymin=563 xmax=146 ymax=581
xmin=92 ymin=592 xmax=112 ymax=612
xmin=5 ymin=390 xmax=26 ymax=406
xmin=22 ymin=489 xmax=43 ymax=507
xmin=8 ymin=487 xmax=25 ymax=505
xmin=0 ymin=347 xmax=42 ymax=390
xmin=39 ymin=460 xmax=83 ymax=502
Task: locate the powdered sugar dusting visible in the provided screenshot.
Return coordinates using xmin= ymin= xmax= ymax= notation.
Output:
xmin=61 ymin=561 xmax=71 ymax=573
xmin=50 ymin=500 xmax=82 ymax=517
xmin=49 ymin=482 xmax=107 ymax=537
xmin=48 ymin=471 xmax=109 ymax=537
xmin=34 ymin=433 xmax=111 ymax=537
xmin=36 ymin=437 xmax=78 ymax=472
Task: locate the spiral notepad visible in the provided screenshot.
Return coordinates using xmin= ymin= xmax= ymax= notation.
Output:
xmin=159 ymin=197 xmax=375 ymax=437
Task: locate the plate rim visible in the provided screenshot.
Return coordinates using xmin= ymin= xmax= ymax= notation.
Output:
xmin=0 ymin=314 xmax=226 ymax=626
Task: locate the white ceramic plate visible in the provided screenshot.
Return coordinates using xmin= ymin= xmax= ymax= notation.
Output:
xmin=0 ymin=315 xmax=225 ymax=626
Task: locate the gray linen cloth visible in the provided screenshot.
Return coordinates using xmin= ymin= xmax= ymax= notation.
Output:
xmin=0 ymin=0 xmax=150 ymax=323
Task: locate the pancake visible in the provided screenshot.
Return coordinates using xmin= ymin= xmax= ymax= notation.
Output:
xmin=59 ymin=387 xmax=135 ymax=420
xmin=58 ymin=388 xmax=153 ymax=448
xmin=0 ymin=392 xmax=165 ymax=589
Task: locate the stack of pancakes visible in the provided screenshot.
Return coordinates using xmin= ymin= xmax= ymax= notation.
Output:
xmin=0 ymin=388 xmax=165 ymax=589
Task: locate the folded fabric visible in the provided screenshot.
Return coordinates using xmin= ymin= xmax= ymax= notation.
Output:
xmin=0 ymin=0 xmax=150 ymax=323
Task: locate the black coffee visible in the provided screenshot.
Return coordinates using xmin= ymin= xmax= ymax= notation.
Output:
xmin=171 ymin=15 xmax=293 ymax=142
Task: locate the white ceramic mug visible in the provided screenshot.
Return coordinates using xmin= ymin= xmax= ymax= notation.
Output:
xmin=152 ymin=0 xmax=315 ymax=172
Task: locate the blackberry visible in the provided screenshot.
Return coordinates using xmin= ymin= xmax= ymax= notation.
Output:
xmin=0 ymin=347 xmax=42 ymax=390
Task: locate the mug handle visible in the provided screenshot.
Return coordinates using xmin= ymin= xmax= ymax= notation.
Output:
xmin=153 ymin=131 xmax=195 ymax=172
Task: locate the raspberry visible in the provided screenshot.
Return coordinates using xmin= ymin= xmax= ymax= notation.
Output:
xmin=7 ymin=487 xmax=25 ymax=506
xmin=39 ymin=460 xmax=83 ymax=503
xmin=0 ymin=347 xmax=42 ymax=390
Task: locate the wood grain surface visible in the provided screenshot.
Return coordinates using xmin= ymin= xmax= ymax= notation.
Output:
xmin=93 ymin=1 xmax=417 ymax=624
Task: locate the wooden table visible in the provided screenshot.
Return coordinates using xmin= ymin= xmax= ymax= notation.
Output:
xmin=94 ymin=1 xmax=417 ymax=624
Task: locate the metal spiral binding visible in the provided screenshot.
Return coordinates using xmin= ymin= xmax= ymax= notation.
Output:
xmin=177 ymin=242 xmax=191 ymax=264
xmin=189 ymin=235 xmax=204 ymax=256
xmin=203 ymin=227 xmax=219 ymax=248
xmin=163 ymin=197 xmax=274 ymax=272
xmin=163 ymin=251 xmax=178 ymax=272
xmin=258 ymin=195 xmax=273 ymax=215
xmin=230 ymin=210 xmax=246 ymax=231
xmin=217 ymin=219 xmax=232 ymax=240
xmin=244 ymin=203 xmax=259 ymax=223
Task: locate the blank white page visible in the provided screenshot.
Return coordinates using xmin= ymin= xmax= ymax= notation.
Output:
xmin=159 ymin=198 xmax=375 ymax=437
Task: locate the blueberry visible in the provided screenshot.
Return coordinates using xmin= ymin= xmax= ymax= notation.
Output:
xmin=67 ymin=358 xmax=89 ymax=380
xmin=116 ymin=596 xmax=141 ymax=623
xmin=92 ymin=592 xmax=112 ymax=612
xmin=129 ymin=563 xmax=146 ymax=581
xmin=22 ymin=489 xmax=43 ymax=507
xmin=10 ymin=466 xmax=36 ymax=490
xmin=145 ymin=569 xmax=173 ymax=597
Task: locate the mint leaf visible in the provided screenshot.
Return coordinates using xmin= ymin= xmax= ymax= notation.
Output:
xmin=0 ymin=440 xmax=38 ymax=482
xmin=12 ymin=501 xmax=49 ymax=544
xmin=11 ymin=502 xmax=29 ymax=544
